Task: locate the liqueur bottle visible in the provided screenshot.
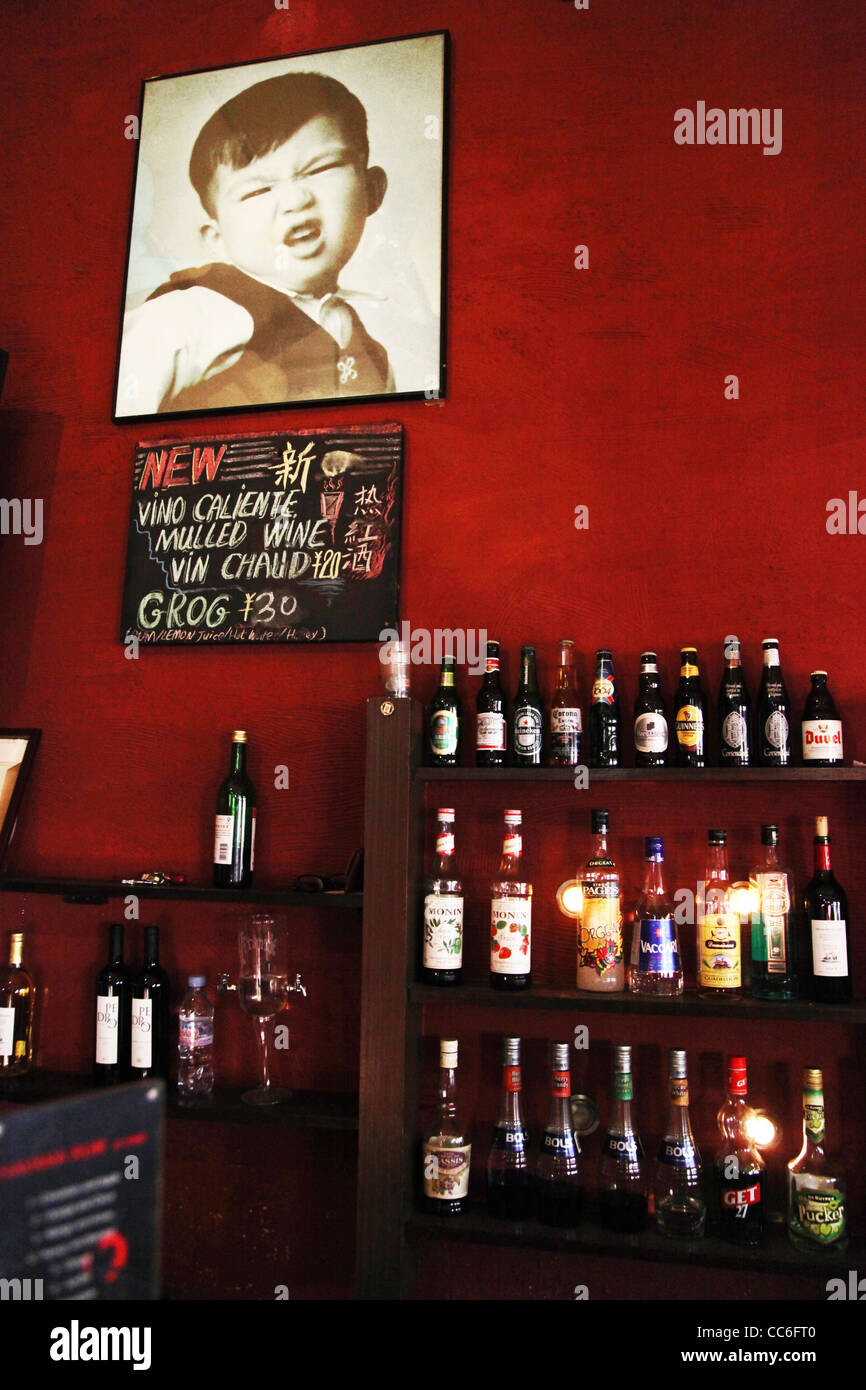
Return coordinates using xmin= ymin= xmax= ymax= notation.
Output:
xmin=718 ymin=637 xmax=752 ymax=767
xmin=598 ymin=1045 xmax=647 ymax=1232
xmin=536 ymin=1041 xmax=582 ymax=1227
xmin=673 ymin=646 xmax=706 ymax=767
xmin=428 ymin=654 xmax=460 ymax=766
xmin=801 ymin=671 xmax=844 ymax=766
xmin=804 ymin=817 xmax=850 ymax=1002
xmin=633 ymin=651 xmax=668 ymax=767
xmin=589 ymin=649 xmax=619 ymax=767
xmin=576 ymin=809 xmax=623 ymax=992
xmin=548 ymin=639 xmax=582 ymax=767
xmin=757 ymin=639 xmax=791 ymax=766
xmin=94 ymin=923 xmax=132 ymax=1085
xmin=749 ymin=824 xmax=798 ymax=1000
xmin=486 ymin=1036 xmax=531 ymax=1219
xmin=0 ymin=929 xmax=35 ymax=1076
xmin=476 ymin=641 xmax=507 ymax=768
xmin=130 ymin=926 xmax=171 ymax=1081
xmin=696 ymin=830 xmax=741 ymax=999
xmin=654 ymin=1049 xmax=705 ymax=1239
xmin=423 ymin=1039 xmax=471 ymax=1216
xmin=214 ymin=730 xmax=257 ymax=888
xmin=787 ymin=1067 xmax=847 ymax=1253
xmin=628 ymin=837 xmax=683 ymax=995
xmin=490 ymin=810 xmax=532 ymax=989
xmin=713 ymin=1056 xmax=765 ymax=1244
xmin=511 ymin=646 xmax=543 ymax=767
xmin=421 ymin=809 xmax=464 ymax=985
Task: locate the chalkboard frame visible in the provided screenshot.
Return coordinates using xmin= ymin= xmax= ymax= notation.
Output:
xmin=120 ymin=423 xmax=403 ymax=646
xmin=0 ymin=728 xmax=41 ymax=871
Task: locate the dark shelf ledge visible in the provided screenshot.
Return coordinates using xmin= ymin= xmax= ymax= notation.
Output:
xmin=416 ymin=765 xmax=866 ymax=782
xmin=406 ymin=1204 xmax=860 ymax=1276
xmin=410 ymin=983 xmax=866 ymax=1023
xmin=0 ymin=876 xmax=362 ymax=910
xmin=0 ymin=1070 xmax=358 ymax=1131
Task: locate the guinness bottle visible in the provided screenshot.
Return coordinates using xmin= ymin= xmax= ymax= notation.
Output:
xmin=757 ymin=639 xmax=791 ymax=766
xmin=718 ymin=637 xmax=752 ymax=766
xmin=673 ymin=647 xmax=706 ymax=767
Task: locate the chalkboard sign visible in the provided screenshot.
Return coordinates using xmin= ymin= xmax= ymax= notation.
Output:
xmin=121 ymin=423 xmax=402 ymax=643
xmin=0 ymin=1081 xmax=162 ymax=1300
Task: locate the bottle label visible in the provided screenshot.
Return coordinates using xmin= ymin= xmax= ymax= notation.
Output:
xmin=476 ymin=712 xmax=506 ymax=751
xmin=811 ymin=920 xmax=848 ymax=977
xmin=721 ymin=711 xmax=748 ymax=752
xmin=634 ymin=712 xmax=668 ymax=753
xmin=592 ymin=677 xmax=615 ymax=705
xmin=803 ymin=1098 xmax=825 ymax=1145
xmin=430 ymin=710 xmax=458 ymax=756
xmin=424 ymin=1142 xmax=471 ymax=1200
xmin=612 ymin=1071 xmax=633 ymax=1102
xmin=514 ymin=707 xmax=542 ymax=755
xmin=802 ymin=720 xmax=843 ymax=761
xmin=680 ymin=662 xmax=699 ymax=679
xmin=423 ymin=893 xmax=464 ymax=969
xmin=670 ymin=1078 xmax=689 ymax=1108
xmin=636 ymin=916 xmax=680 ymax=974
xmin=754 ymin=872 xmax=790 ymax=973
xmin=578 ymin=883 xmax=622 ymax=977
xmin=542 ymin=1131 xmax=576 ymax=1157
xmin=763 ymin=710 xmax=789 ymax=750
xmin=551 ymin=707 xmax=582 ymax=734
xmin=435 ymin=832 xmax=455 ymax=857
xmin=719 ymin=1176 xmax=763 ymax=1214
xmin=503 ymin=1066 xmax=522 ymax=1093
xmin=0 ymin=1006 xmax=15 ymax=1059
xmin=551 ymin=1069 xmax=570 ymax=1099
xmin=657 ymin=1138 xmax=698 ymax=1168
xmin=675 ymin=704 xmax=703 ymax=749
xmin=130 ymin=998 xmax=153 ymax=1070
xmin=214 ymin=814 xmax=234 ymax=865
xmin=603 ymin=1133 xmax=643 ymax=1162
xmin=485 ymin=656 xmax=500 ymax=674
xmin=490 ymin=897 xmax=531 ymax=974
xmin=792 ymin=1180 xmax=846 ymax=1245
xmin=95 ymin=995 xmax=120 ymax=1065
xmin=179 ymin=1016 xmax=214 ymax=1049
xmin=491 ymin=1123 xmax=528 ymax=1151
xmin=697 ymin=912 xmax=741 ymax=989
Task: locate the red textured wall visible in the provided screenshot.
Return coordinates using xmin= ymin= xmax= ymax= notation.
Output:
xmin=1 ymin=0 xmax=864 ymax=1300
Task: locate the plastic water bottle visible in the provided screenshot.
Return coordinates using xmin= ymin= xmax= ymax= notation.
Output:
xmin=177 ymin=976 xmax=214 ymax=1098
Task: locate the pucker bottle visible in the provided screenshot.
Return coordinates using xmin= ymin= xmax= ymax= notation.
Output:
xmin=628 ymin=837 xmax=683 ymax=996
xmin=577 ymin=809 xmax=623 ymax=991
xmin=713 ymin=1056 xmax=765 ymax=1244
xmin=476 ymin=640 xmax=507 ymax=768
xmin=536 ymin=1041 xmax=582 ymax=1227
xmin=654 ymin=1049 xmax=705 ymax=1239
xmin=490 ymin=810 xmax=532 ymax=989
xmin=421 ymin=809 xmax=463 ymax=985
xmin=598 ymin=1045 xmax=647 ymax=1232
xmin=487 ymin=1036 xmax=531 ymax=1219
xmin=787 ymin=1067 xmax=847 ymax=1252
xmin=423 ymin=1039 xmax=471 ymax=1216
xmin=696 ymin=830 xmax=741 ymax=998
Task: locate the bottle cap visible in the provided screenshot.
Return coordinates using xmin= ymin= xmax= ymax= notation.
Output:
xmin=591 ymin=808 xmax=609 ymax=834
xmin=551 ymin=1041 xmax=570 ymax=1071
xmin=803 ymin=1067 xmax=823 ymax=1090
xmin=560 ymin=639 xmax=574 ymax=649
xmin=612 ymin=1044 xmax=632 ymax=1072
xmin=708 ymin=829 xmax=727 ymax=845
xmin=762 ymin=638 xmax=779 ymax=647
xmin=815 ymin=816 xmax=829 ymax=838
xmin=232 ymin=730 xmax=247 ymax=741
xmin=521 ymin=645 xmax=536 ymax=656
xmin=188 ymin=975 xmax=206 ymax=987
xmin=681 ymin=646 xmax=698 ymax=655
xmin=502 ymin=1036 xmax=521 ymax=1065
xmin=761 ymin=824 xmax=779 ymax=846
xmin=440 ymin=1039 xmax=458 ymax=1067
xmin=504 ymin=808 xmax=522 ymax=825
xmin=596 ymin=649 xmax=613 ymax=660
xmin=436 ymin=808 xmax=456 ymax=821
xmin=810 ymin=670 xmax=828 ymax=678
xmin=668 ymin=1049 xmax=688 ymax=1079
xmin=639 ymin=651 xmax=658 ymax=666
xmin=727 ymin=1056 xmax=748 ymax=1093
xmin=645 ymin=836 xmax=664 ymax=860
xmin=486 ymin=640 xmax=500 ymax=654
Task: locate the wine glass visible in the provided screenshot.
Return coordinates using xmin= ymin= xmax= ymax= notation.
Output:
xmin=237 ymin=913 xmax=291 ymax=1105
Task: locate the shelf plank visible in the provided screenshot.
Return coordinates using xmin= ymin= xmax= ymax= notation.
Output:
xmin=417 ymin=766 xmax=866 ymax=782
xmin=410 ymin=983 xmax=866 ymax=1022
xmin=406 ymin=1206 xmax=860 ymax=1276
xmin=0 ymin=876 xmax=363 ymax=910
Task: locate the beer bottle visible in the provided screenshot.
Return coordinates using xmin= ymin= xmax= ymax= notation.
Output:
xmin=801 ymin=671 xmax=844 ymax=766
xmin=757 ymin=639 xmax=791 ymax=766
xmin=633 ymin=651 xmax=668 ymax=767
xmin=673 ymin=647 xmax=706 ymax=767
xmin=589 ymin=650 xmax=619 ymax=768
xmin=476 ymin=641 xmax=507 ymax=768
xmin=511 ymin=646 xmax=543 ymax=767
xmin=548 ymin=639 xmax=582 ymax=767
xmin=718 ymin=637 xmax=752 ymax=767
xmin=428 ymin=653 xmax=460 ymax=766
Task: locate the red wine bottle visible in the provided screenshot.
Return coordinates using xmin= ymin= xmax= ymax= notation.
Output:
xmin=94 ymin=923 xmax=131 ymax=1085
xmin=130 ymin=926 xmax=171 ymax=1081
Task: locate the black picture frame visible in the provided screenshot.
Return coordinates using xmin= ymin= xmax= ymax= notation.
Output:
xmin=112 ymin=30 xmax=449 ymax=423
xmin=0 ymin=730 xmax=41 ymax=870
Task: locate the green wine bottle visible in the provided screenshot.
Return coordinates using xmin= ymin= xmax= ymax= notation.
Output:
xmin=214 ymin=730 xmax=256 ymax=888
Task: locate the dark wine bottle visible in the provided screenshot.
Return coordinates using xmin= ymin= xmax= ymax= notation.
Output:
xmin=130 ymin=926 xmax=171 ymax=1080
xmin=214 ymin=730 xmax=256 ymax=888
xmin=804 ymin=817 xmax=851 ymax=1003
xmin=94 ymin=923 xmax=131 ymax=1085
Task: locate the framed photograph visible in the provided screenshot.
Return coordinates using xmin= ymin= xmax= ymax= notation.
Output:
xmin=0 ymin=730 xmax=40 ymax=869
xmin=113 ymin=31 xmax=448 ymax=421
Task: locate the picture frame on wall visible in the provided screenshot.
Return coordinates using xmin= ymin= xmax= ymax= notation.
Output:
xmin=113 ymin=30 xmax=449 ymax=422
xmin=0 ymin=730 xmax=41 ymax=869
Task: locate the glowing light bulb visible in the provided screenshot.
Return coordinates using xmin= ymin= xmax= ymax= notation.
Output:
xmin=556 ymin=879 xmax=583 ymax=918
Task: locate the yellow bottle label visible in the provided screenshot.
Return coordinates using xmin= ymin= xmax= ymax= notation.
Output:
xmin=676 ymin=704 xmax=703 ymax=747
xmin=698 ymin=912 xmax=741 ymax=988
xmin=578 ymin=888 xmax=623 ymax=977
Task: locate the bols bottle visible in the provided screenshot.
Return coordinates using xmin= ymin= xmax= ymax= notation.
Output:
xmin=757 ymin=639 xmax=791 ymax=766
xmin=713 ymin=1056 xmax=765 ymax=1244
xmin=654 ymin=1049 xmax=705 ymax=1239
xmin=428 ymin=654 xmax=460 ymax=766
xmin=476 ymin=641 xmax=507 ymax=768
xmin=548 ymin=639 xmax=582 ymax=766
xmin=673 ymin=647 xmax=706 ymax=767
xmin=633 ymin=652 xmax=668 ymax=767
xmin=598 ymin=1045 xmax=647 ymax=1232
xmin=487 ymin=1036 xmax=531 ymax=1219
xmin=512 ymin=646 xmax=543 ymax=766
xmin=801 ymin=671 xmax=844 ymax=766
xmin=589 ymin=650 xmax=619 ymax=767
xmin=536 ymin=1041 xmax=583 ymax=1227
xmin=718 ymin=637 xmax=752 ymax=766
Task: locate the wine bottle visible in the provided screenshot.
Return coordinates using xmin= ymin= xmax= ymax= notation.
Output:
xmin=486 ymin=1036 xmax=531 ymax=1219
xmin=214 ymin=730 xmax=256 ymax=888
xmin=536 ymin=1041 xmax=582 ymax=1227
xmin=0 ymin=929 xmax=35 ymax=1076
xmin=598 ymin=1045 xmax=647 ymax=1232
xmin=94 ymin=923 xmax=131 ymax=1085
xmin=423 ymin=1039 xmax=471 ymax=1216
xmin=421 ymin=809 xmax=464 ymax=985
xmin=804 ymin=817 xmax=850 ymax=1002
xmin=130 ymin=925 xmax=171 ymax=1081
